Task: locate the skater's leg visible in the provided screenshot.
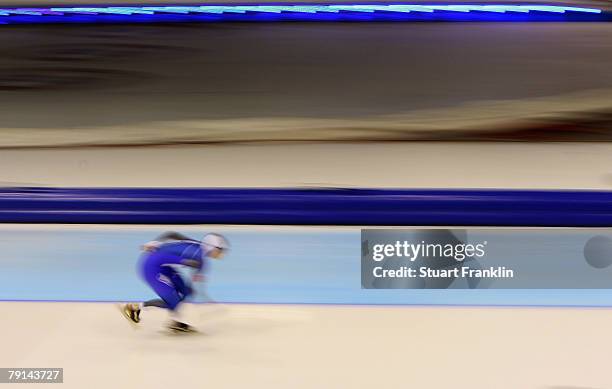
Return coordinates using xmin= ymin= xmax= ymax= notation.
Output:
xmin=162 ymin=272 xmax=197 ymax=332
xmin=150 ymin=270 xmax=195 ymax=327
xmin=143 ymin=299 xmax=168 ymax=309
xmin=123 ymin=252 xmax=185 ymax=326
xmin=124 ymin=266 xmax=194 ymax=330
xmin=147 ymin=271 xmax=183 ymax=311
xmin=121 ymin=290 xmax=180 ymax=325
xmin=121 ymin=269 xmax=182 ymax=324
xmin=168 ymin=271 xmax=193 ymax=301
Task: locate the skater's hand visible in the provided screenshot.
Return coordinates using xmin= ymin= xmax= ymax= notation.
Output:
xmin=141 ymin=241 xmax=161 ymax=252
xmin=192 ymin=273 xmax=205 ymax=283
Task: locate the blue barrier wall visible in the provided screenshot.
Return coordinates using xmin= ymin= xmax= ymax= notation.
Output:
xmin=2 ymin=188 xmax=612 ymax=306
xmin=1 ymin=187 xmax=612 ymax=227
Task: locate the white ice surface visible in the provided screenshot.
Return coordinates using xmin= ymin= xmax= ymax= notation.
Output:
xmin=2 ymin=302 xmax=611 ymax=389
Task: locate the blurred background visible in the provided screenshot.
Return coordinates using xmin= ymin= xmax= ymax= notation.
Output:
xmin=0 ymin=1 xmax=611 ymax=189
xmin=1 ymin=3 xmax=612 ymax=146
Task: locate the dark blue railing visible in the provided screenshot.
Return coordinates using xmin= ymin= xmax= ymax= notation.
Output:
xmin=0 ymin=187 xmax=611 ymax=226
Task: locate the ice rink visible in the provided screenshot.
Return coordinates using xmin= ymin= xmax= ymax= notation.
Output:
xmin=2 ymin=301 xmax=612 ymax=389
xmin=0 ymin=143 xmax=611 ymax=388
xmin=0 ymin=141 xmax=610 ymax=389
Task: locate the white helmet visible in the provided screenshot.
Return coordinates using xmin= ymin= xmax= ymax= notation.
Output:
xmin=201 ymin=233 xmax=230 ymax=252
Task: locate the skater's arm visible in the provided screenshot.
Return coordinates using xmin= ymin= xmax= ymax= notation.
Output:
xmin=189 ymin=258 xmax=206 ymax=282
xmin=181 ymin=258 xmax=203 ymax=271
xmin=141 ymin=241 xmax=162 ymax=252
xmin=180 ymin=243 xmax=206 ymax=272
xmin=184 ymin=249 xmax=205 ymax=281
xmin=156 ymin=253 xmax=199 ymax=268
xmin=141 ymin=231 xmax=197 ymax=252
xmin=155 ymin=231 xmax=197 ymax=242
xmin=183 ymin=260 xmax=205 ymax=283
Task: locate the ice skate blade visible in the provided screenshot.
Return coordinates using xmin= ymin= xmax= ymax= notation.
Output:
xmin=166 ymin=328 xmax=201 ymax=336
xmin=116 ymin=304 xmax=140 ymax=329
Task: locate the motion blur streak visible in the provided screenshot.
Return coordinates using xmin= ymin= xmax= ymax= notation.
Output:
xmin=0 ymin=3 xmax=606 ymax=24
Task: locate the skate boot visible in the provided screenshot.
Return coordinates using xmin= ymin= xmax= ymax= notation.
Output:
xmin=121 ymin=303 xmax=141 ymax=324
xmin=168 ymin=320 xmax=196 ymax=333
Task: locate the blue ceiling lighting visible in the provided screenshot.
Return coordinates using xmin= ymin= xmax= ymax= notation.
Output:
xmin=0 ymin=3 xmax=606 ymax=24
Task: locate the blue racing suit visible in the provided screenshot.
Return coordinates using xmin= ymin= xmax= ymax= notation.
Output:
xmin=140 ymin=232 xmax=206 ymax=310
